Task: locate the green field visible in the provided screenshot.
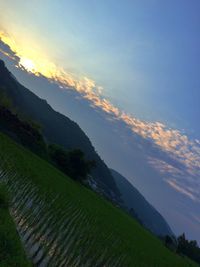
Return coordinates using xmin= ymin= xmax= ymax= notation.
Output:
xmin=0 ymin=184 xmax=31 ymax=267
xmin=0 ymin=132 xmax=197 ymax=267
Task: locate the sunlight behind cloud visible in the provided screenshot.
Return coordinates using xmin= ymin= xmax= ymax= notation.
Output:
xmin=19 ymin=57 xmax=36 ymax=73
xmin=0 ymin=31 xmax=58 ymax=78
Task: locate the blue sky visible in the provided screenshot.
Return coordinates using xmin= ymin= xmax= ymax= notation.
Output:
xmin=0 ymin=0 xmax=200 ymax=242
xmin=1 ymin=0 xmax=200 ymax=134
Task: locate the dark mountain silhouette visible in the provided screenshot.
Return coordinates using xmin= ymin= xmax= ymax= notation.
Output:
xmin=0 ymin=59 xmax=120 ymax=199
xmin=111 ymin=169 xmax=173 ymax=237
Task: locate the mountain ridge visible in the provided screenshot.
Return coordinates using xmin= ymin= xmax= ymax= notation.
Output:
xmin=111 ymin=169 xmax=173 ymax=237
xmin=0 ymin=59 xmax=120 ymax=200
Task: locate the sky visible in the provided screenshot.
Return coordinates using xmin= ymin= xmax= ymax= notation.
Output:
xmin=0 ymin=1 xmax=200 ymax=242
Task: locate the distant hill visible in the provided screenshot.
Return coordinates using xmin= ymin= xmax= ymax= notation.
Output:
xmin=0 ymin=59 xmax=120 ymax=200
xmin=111 ymin=169 xmax=174 ymax=237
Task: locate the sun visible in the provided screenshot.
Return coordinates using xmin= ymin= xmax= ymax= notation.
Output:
xmin=19 ymin=57 xmax=36 ymax=73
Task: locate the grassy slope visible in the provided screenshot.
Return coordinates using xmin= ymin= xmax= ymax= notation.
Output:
xmin=0 ymin=132 xmax=197 ymax=267
xmin=0 ymin=185 xmax=31 ymax=267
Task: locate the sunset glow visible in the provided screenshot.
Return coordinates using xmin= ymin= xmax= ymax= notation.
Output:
xmin=19 ymin=57 xmax=36 ymax=72
xmin=0 ymin=32 xmax=58 ymax=79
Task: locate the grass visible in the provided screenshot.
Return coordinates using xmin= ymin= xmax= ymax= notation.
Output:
xmin=0 ymin=132 xmax=198 ymax=267
xmin=0 ymin=184 xmax=31 ymax=267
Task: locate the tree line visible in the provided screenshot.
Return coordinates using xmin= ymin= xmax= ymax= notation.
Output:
xmin=0 ymin=90 xmax=96 ymax=182
xmin=164 ymin=233 xmax=200 ymax=265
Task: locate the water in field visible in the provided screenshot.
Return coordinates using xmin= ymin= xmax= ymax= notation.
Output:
xmin=0 ymin=166 xmax=126 ymax=267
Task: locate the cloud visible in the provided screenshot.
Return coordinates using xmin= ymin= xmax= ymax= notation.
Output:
xmin=165 ymin=179 xmax=199 ymax=202
xmin=148 ymin=157 xmax=184 ymax=176
xmin=192 ymin=214 xmax=200 ymax=225
xmin=0 ymin=37 xmax=19 ymax=62
xmin=0 ymin=31 xmax=200 ymax=185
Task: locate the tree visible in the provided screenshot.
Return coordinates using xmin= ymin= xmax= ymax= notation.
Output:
xmin=48 ymin=145 xmax=96 ymax=182
xmin=164 ymin=235 xmax=177 ymax=252
xmin=0 ymin=100 xmax=47 ymax=157
xmin=177 ymin=233 xmax=200 ymax=264
xmin=67 ymin=149 xmax=96 ymax=181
